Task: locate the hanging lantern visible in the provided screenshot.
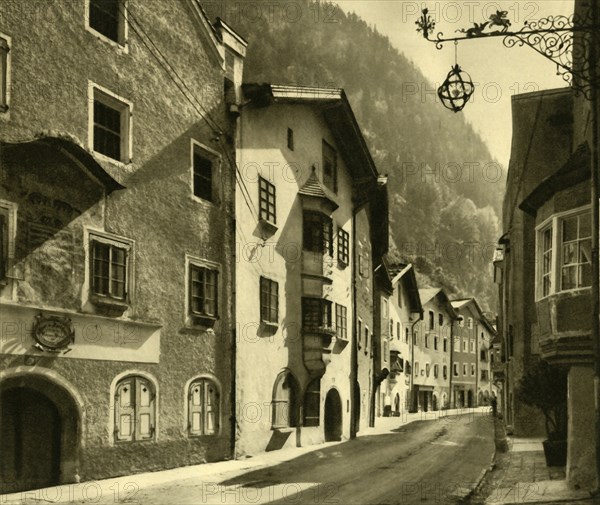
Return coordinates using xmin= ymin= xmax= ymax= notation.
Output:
xmin=437 ymin=64 xmax=475 ymax=113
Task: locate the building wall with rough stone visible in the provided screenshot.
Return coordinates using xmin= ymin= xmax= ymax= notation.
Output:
xmin=0 ymin=0 xmax=236 ymax=491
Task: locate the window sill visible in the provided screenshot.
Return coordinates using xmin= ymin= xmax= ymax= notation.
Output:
xmin=257 ymin=218 xmax=278 ymax=239
xmin=89 ymin=295 xmax=130 ymax=316
xmin=189 ymin=315 xmax=218 ymax=328
xmin=91 ymin=150 xmax=133 ymax=169
xmin=86 ymin=26 xmax=129 ymax=53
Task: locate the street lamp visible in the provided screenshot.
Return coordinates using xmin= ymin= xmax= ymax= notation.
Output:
xmin=416 ymin=3 xmax=600 ymax=491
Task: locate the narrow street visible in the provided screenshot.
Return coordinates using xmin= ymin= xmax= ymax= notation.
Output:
xmin=91 ymin=412 xmax=494 ymax=505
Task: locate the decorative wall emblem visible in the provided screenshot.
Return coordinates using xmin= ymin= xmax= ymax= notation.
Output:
xmin=33 ymin=313 xmax=74 ymax=352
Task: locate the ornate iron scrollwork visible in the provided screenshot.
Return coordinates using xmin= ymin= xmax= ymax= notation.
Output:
xmin=417 ymin=7 xmax=600 ymax=100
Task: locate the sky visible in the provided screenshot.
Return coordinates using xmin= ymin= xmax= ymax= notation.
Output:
xmin=336 ymin=0 xmax=575 ymax=166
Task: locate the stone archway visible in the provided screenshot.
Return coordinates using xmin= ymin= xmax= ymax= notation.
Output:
xmin=324 ymin=388 xmax=343 ymax=442
xmin=0 ymin=374 xmax=81 ymax=492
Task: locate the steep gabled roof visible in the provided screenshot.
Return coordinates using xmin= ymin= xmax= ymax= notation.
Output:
xmin=241 ymin=84 xmax=379 ymax=185
xmin=391 ymin=263 xmax=422 ymax=315
xmin=419 ymin=287 xmax=457 ymax=319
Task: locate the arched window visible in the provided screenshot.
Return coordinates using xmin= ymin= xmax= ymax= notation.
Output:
xmin=114 ymin=375 xmax=156 ymax=442
xmin=304 ymin=378 xmax=321 ymax=427
xmin=188 ymin=378 xmax=219 ymax=436
xmin=272 ymin=372 xmax=299 ymax=429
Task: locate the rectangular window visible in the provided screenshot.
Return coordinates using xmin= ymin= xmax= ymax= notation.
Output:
xmin=193 ymin=151 xmax=213 ymax=202
xmin=397 ymin=322 xmax=401 ymax=341
xmin=453 ymin=363 xmax=459 ymax=377
xmin=91 ymin=240 xmax=128 ymax=300
xmin=364 ymin=327 xmax=369 ymax=355
xmin=0 ymin=35 xmax=10 ymax=112
xmin=303 ymin=212 xmax=333 ymax=255
xmin=259 ymin=177 xmax=276 ymax=224
xmin=454 ymin=338 xmax=460 ymax=352
xmin=302 ymin=297 xmax=332 ymax=330
xmin=561 ymin=212 xmax=591 ymax=291
xmin=433 ymin=364 xmax=439 ymax=378
xmin=438 ymin=313 xmax=444 ymax=326
xmin=443 ymin=365 xmax=448 ymax=380
xmin=541 ymin=225 xmax=553 ymax=297
xmin=462 ymin=340 xmax=467 ymax=352
xmin=88 ymin=0 xmax=126 ymax=44
xmin=404 ymin=327 xmax=408 ymax=343
xmin=0 ymin=204 xmax=11 ymax=280
xmin=390 ymin=318 xmax=394 ymax=338
xmin=189 ymin=264 xmax=218 ymax=319
xmin=287 ymin=128 xmax=294 ymax=150
xmin=357 ymin=319 xmax=362 ymax=350
xmin=425 ymin=334 xmax=429 ymax=348
xmin=470 ymin=340 xmax=475 ymax=353
xmin=337 ymin=228 xmax=349 ymax=265
xmin=434 ymin=337 xmax=438 ymax=351
xmin=471 ymin=364 xmax=476 ymax=376
xmin=462 ymin=364 xmax=467 ymax=376
xmin=260 ymin=277 xmax=278 ymax=324
xmin=322 ymin=140 xmax=337 ymax=193
xmin=336 ymin=304 xmax=347 ymax=340
xmin=443 ymin=338 xmax=448 ymax=353
xmin=428 ymin=311 xmax=434 ymax=331
xmin=92 ymin=86 xmax=131 ymax=163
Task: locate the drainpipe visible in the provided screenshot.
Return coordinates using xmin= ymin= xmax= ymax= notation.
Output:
xmin=590 ymin=0 xmax=600 ymax=491
xmin=350 ymin=207 xmax=359 ymax=438
xmin=409 ymin=314 xmax=421 ymax=412
xmin=449 ymin=318 xmax=454 ymax=409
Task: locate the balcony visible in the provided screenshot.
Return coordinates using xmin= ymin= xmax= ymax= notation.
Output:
xmin=536 ymin=289 xmax=592 ymax=365
xmin=388 ymin=351 xmax=404 ymax=382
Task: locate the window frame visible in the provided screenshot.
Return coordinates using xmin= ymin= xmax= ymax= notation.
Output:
xmin=186 ymin=377 xmax=220 ymax=437
xmin=191 ymin=140 xmax=220 ymax=205
xmin=535 ymin=206 xmax=592 ymax=300
xmin=322 ymin=139 xmax=338 ymax=193
xmin=303 ymin=378 xmax=321 ymax=427
xmin=272 ymin=371 xmax=299 ymax=429
xmin=337 ymin=227 xmax=350 ymax=266
xmin=86 ymin=229 xmax=134 ymax=306
xmin=287 ymin=128 xmax=294 ymax=151
xmin=335 ymin=303 xmax=347 ymax=340
xmin=85 ymin=0 xmax=129 ymax=49
xmin=186 ymin=256 xmax=220 ymax=326
xmin=303 ymin=211 xmax=333 ymax=256
xmin=112 ymin=372 xmax=157 ymax=443
xmin=258 ymin=176 xmax=277 ymax=224
xmin=0 ymin=200 xmax=17 ymax=283
xmin=260 ymin=276 xmax=279 ymax=325
xmin=88 ymin=82 xmax=133 ymax=165
xmin=0 ymin=33 xmax=11 ymax=113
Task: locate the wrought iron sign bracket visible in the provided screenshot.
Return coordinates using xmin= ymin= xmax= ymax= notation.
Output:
xmin=416 ymin=8 xmax=600 ymax=100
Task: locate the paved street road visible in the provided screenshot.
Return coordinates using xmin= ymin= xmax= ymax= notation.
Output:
xmin=120 ymin=411 xmax=494 ymax=505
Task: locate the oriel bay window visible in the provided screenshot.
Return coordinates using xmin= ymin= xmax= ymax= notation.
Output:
xmin=188 ymin=378 xmax=219 ymax=436
xmin=114 ymin=375 xmax=156 ymax=442
xmin=302 ymin=297 xmax=333 ymax=332
xmin=536 ymin=208 xmax=592 ymax=299
xmin=303 ymin=211 xmax=333 ymax=256
xmin=260 ymin=276 xmax=279 ymax=324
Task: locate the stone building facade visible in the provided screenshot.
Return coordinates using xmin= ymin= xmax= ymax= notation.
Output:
xmin=374 ymin=262 xmax=422 ymax=418
xmin=412 ymin=288 xmax=455 ymax=411
xmin=0 ymin=0 xmax=241 ymax=492
xmin=234 ymin=84 xmax=385 ymax=456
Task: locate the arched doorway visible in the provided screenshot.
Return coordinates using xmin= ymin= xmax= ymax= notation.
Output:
xmin=324 ymin=389 xmax=342 ymax=442
xmin=467 ymin=390 xmax=474 ymax=408
xmin=0 ymin=375 xmax=80 ymax=492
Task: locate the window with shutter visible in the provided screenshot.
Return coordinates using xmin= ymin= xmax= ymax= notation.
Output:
xmin=114 ymin=375 xmax=155 ymax=442
xmin=188 ymin=378 xmax=219 ymax=436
